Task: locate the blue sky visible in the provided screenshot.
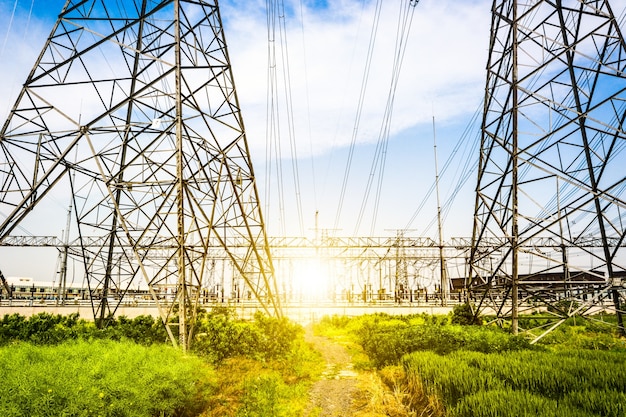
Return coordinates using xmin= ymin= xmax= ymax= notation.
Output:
xmin=0 ymin=0 xmax=491 ymax=279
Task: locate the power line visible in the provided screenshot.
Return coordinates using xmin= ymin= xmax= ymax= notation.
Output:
xmin=352 ymin=0 xmax=419 ymax=235
xmin=333 ymin=0 xmax=384 ymax=234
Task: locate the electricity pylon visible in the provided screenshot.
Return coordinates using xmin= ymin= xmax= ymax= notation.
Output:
xmin=470 ymin=0 xmax=626 ymax=339
xmin=0 ymin=0 xmax=281 ymax=350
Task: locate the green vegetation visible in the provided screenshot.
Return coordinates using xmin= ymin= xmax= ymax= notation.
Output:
xmin=3 ymin=309 xmax=625 ymax=416
xmin=195 ymin=308 xmax=323 ymax=417
xmin=193 ymin=308 xmax=303 ymax=364
xmin=315 ymin=311 xmax=626 ymax=417
xmin=450 ymin=302 xmax=483 ymax=325
xmin=403 ymin=349 xmax=626 ymax=416
xmin=203 ymin=348 xmax=320 ymax=417
xmin=522 ymin=315 xmax=626 ymax=351
xmin=0 ymin=310 xmax=321 ymax=416
xmin=0 ymin=340 xmax=215 ymax=417
xmin=317 ymin=312 xmax=535 ymax=368
xmin=0 ymin=312 xmax=167 ymax=345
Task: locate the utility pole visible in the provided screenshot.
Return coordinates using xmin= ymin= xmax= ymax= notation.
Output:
xmin=432 ymin=116 xmax=448 ymax=306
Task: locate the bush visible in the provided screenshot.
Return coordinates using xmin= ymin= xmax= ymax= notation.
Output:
xmin=193 ymin=308 xmax=262 ymax=362
xmin=0 ymin=312 xmax=83 ymax=344
xmin=105 ymin=314 xmax=169 ymax=345
xmin=451 ymin=303 xmax=483 ymax=325
xmin=192 ymin=309 xmax=302 ymax=364
xmin=252 ymin=312 xmax=303 ymax=360
xmin=0 ymin=313 xmax=168 ymax=346
xmin=353 ymin=317 xmax=534 ymax=367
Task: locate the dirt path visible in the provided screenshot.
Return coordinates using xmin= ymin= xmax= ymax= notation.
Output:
xmin=302 ymin=326 xmax=414 ymax=417
xmin=302 ymin=326 xmax=361 ymax=416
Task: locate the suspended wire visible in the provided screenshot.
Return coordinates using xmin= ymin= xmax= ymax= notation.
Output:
xmin=332 ymin=0 xmax=383 ymax=234
xmin=263 ymin=0 xmax=306 ymax=235
xmin=0 ymin=211 xmax=37 ymax=236
xmin=264 ymin=0 xmax=276 ymax=229
xmin=297 ymin=0 xmax=318 ymax=218
xmin=318 ymin=1 xmax=368 ymax=222
xmin=1 ymin=0 xmax=35 ymax=119
xmin=368 ymin=0 xmax=419 ymax=235
xmin=423 ymin=135 xmax=480 ymax=237
xmin=277 ymin=0 xmax=305 ymax=235
xmin=265 ymin=0 xmax=287 ymax=236
xmin=0 ymin=0 xmax=19 ymax=57
xmin=439 ymin=122 xmax=482 ymax=228
xmin=406 ymin=102 xmax=482 ymax=237
xmin=352 ymin=0 xmax=419 ymax=235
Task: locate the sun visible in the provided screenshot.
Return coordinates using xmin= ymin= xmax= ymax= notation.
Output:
xmin=286 ymin=257 xmax=335 ymax=302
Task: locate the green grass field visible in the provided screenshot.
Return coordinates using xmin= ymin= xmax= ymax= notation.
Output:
xmin=1 ymin=308 xmax=625 ymax=416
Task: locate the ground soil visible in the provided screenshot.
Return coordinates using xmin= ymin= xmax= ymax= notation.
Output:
xmin=302 ymin=326 xmax=412 ymax=417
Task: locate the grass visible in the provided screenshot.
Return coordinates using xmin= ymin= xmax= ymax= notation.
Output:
xmin=201 ymin=338 xmax=324 ymax=417
xmin=0 ymin=311 xmax=323 ymax=417
xmin=5 ymin=310 xmax=623 ymax=416
xmin=313 ymin=312 xmax=626 ymax=417
xmin=0 ymin=339 xmax=215 ymax=417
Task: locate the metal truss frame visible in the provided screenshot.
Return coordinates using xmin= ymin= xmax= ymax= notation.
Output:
xmin=0 ymin=0 xmax=280 ymax=350
xmin=5 ymin=234 xmax=625 ymax=305
xmin=470 ymin=0 xmax=626 ymax=338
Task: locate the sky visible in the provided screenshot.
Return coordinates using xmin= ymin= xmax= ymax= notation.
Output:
xmin=0 ymin=0 xmax=491 ymax=280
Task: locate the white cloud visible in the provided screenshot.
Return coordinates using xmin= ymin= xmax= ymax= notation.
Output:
xmin=223 ymin=0 xmax=491 ymax=158
xmin=0 ymin=0 xmax=491 ymax=154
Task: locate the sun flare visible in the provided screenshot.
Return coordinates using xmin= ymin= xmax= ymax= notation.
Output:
xmin=284 ymin=257 xmax=335 ymax=302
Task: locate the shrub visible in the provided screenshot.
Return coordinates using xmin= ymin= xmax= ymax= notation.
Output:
xmin=252 ymin=312 xmax=302 ymax=359
xmin=192 ymin=309 xmax=302 ymax=364
xmin=451 ymin=302 xmax=483 ymax=325
xmin=0 ymin=312 xmax=83 ymax=344
xmin=354 ymin=317 xmax=534 ymax=367
xmin=105 ymin=314 xmax=169 ymax=345
xmin=192 ymin=308 xmax=261 ymax=362
xmin=0 ymin=313 xmax=168 ymax=346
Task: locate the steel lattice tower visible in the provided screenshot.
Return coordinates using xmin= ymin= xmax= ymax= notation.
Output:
xmin=0 ymin=0 xmax=281 ymax=349
xmin=470 ymin=0 xmax=626 ymax=338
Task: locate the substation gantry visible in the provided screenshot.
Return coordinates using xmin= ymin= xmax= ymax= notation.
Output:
xmin=3 ymin=234 xmax=624 ymax=311
xmin=0 ymin=234 xmax=460 ymax=304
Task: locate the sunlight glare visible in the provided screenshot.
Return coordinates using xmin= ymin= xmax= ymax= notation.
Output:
xmin=288 ymin=257 xmax=334 ymax=302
